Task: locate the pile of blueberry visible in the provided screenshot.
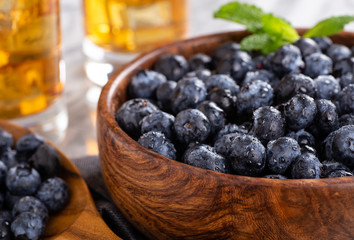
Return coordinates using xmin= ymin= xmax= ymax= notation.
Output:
xmin=115 ymin=37 xmax=354 ymax=180
xmin=0 ymin=129 xmax=69 ymax=240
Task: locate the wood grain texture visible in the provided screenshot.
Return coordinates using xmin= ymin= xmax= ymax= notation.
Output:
xmin=0 ymin=121 xmax=120 ymax=240
xmin=98 ymin=30 xmax=354 ymax=240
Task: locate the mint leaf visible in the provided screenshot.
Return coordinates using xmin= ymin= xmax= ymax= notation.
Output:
xmin=304 ymin=15 xmax=354 ymax=37
xmin=213 ymin=2 xmax=264 ymax=32
xmin=261 ymin=14 xmax=300 ymax=42
xmin=240 ymin=33 xmax=284 ymax=54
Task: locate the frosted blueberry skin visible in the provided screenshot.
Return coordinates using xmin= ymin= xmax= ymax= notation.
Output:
xmin=16 ymin=134 xmax=45 ymax=163
xmin=210 ymin=42 xmax=241 ymax=68
xmin=313 ymin=75 xmax=341 ymax=100
xmin=270 ymin=44 xmax=304 ymax=77
xmin=331 ymin=125 xmax=354 ymax=168
xmin=140 ymin=111 xmax=175 ymax=140
xmin=314 ymin=99 xmax=339 ymax=137
xmin=185 ymin=69 xmax=212 ymax=82
xmin=207 ymin=88 xmax=237 ymax=118
xmin=138 ymin=131 xmax=177 ymax=160
xmin=0 ymin=218 xmax=11 ymax=240
xmin=188 ymin=53 xmax=212 ymax=71
xmin=293 ymin=38 xmax=321 ymax=57
xmin=303 ymin=52 xmax=333 ymax=78
xmin=0 ymin=129 xmax=13 ymax=156
xmin=326 ymin=43 xmax=352 ymax=62
xmin=11 ymin=212 xmax=45 ymax=240
xmin=5 ymin=164 xmax=41 ymax=196
xmin=153 ymin=54 xmax=189 ymax=81
xmin=12 ymin=196 xmax=49 ymax=223
xmin=214 ymin=123 xmax=248 ymax=143
xmin=242 ymin=69 xmax=279 ymax=88
xmin=174 ymin=109 xmax=211 ymax=146
xmin=311 ymin=36 xmax=332 ymax=52
xmin=196 ymin=101 xmax=226 ymax=135
xmin=339 ymin=114 xmax=354 ymax=127
xmin=128 ymin=69 xmax=166 ymax=99
xmin=333 ymin=84 xmax=354 ymax=116
xmin=291 ymin=153 xmax=321 ymax=179
xmin=156 ymin=80 xmax=177 ymax=112
xmin=320 ymin=160 xmax=351 ymax=178
xmin=327 ymin=170 xmax=353 ymax=178
xmin=332 ymin=57 xmax=354 ymax=78
xmin=204 ymin=74 xmax=240 ymax=95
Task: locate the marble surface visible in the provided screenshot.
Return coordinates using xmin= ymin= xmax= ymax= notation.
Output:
xmin=51 ymin=0 xmax=354 ymax=159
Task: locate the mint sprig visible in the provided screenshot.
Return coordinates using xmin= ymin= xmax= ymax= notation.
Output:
xmin=214 ymin=1 xmax=354 ymax=54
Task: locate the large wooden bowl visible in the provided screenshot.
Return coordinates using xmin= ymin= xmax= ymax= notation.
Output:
xmin=97 ymin=30 xmax=354 ymax=240
xmin=0 ymin=121 xmax=119 ymax=240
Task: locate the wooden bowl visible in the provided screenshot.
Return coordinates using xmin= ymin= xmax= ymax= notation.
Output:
xmin=0 ymin=120 xmax=119 ymax=240
xmin=97 ymin=30 xmax=354 ymax=240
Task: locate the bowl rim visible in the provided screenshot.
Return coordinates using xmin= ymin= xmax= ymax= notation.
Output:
xmin=98 ymin=29 xmax=354 ymax=187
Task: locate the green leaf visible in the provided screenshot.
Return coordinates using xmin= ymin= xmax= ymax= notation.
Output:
xmin=303 ymin=15 xmax=354 ymax=37
xmin=261 ymin=14 xmax=300 ymax=42
xmin=213 ymin=1 xmax=264 ymax=32
xmin=240 ymin=33 xmax=284 ymax=54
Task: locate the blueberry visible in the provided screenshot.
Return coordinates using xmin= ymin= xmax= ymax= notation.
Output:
xmin=156 ymin=80 xmax=177 ymax=112
xmin=274 ymin=73 xmax=316 ymax=104
xmin=333 ymin=84 xmax=354 ymax=115
xmin=270 ymin=44 xmax=304 ymax=77
xmin=332 ymin=57 xmax=354 ymax=78
xmin=36 ymin=177 xmax=69 ymax=212
xmin=242 ymin=69 xmax=279 ymax=88
xmin=236 ymin=80 xmax=273 ymax=116
xmin=115 ymin=98 xmax=158 ymax=140
xmin=0 ymin=161 xmax=7 ymax=187
xmin=0 ymin=211 xmax=12 ymax=223
xmin=204 ymin=74 xmax=240 ymax=95
xmin=339 ymin=114 xmax=354 ymax=127
xmin=266 ymin=137 xmax=301 ymax=174
xmin=303 ymin=52 xmax=332 ymax=78
xmin=196 ymin=101 xmax=226 ymax=134
xmin=263 ymin=174 xmax=288 ymax=179
xmin=216 ymin=50 xmax=254 ymax=84
xmin=321 ymin=130 xmax=337 ymax=161
xmin=313 ymin=75 xmax=341 ymax=100
xmin=214 ymin=133 xmax=266 ymax=176
xmin=138 ymin=131 xmax=177 ymax=160
xmin=281 ymin=94 xmax=317 ymax=131
xmin=11 ymin=212 xmax=45 ymax=240
xmin=16 ymin=134 xmax=45 ymax=163
xmin=327 ymin=170 xmax=353 ymax=178
xmin=183 ymin=144 xmax=229 ymax=173
xmin=331 ymin=125 xmax=354 ymax=168
xmin=301 ymin=145 xmax=318 ymax=156
xmin=326 ymin=44 xmax=351 ymax=62
xmin=174 ymin=109 xmax=211 ymax=145
xmin=0 ymin=129 xmax=13 ymax=156
xmin=153 ymin=54 xmax=189 ymax=81
xmin=170 ymin=77 xmax=207 ymax=114
xmin=338 ymin=72 xmax=354 ymax=88
xmin=311 ymin=37 xmax=333 ymax=52
xmin=293 ymin=38 xmax=321 ymax=57
xmin=185 ymin=69 xmax=212 ymax=82
xmin=213 ymin=123 xmax=248 ymax=143
xmin=210 ymin=42 xmax=241 ymax=68
xmin=128 ymin=69 xmax=166 ymax=99
xmin=0 ymin=219 xmax=11 ymax=240
xmin=188 ymin=53 xmax=212 ymax=70
xmin=27 ymin=143 xmax=60 ymax=180
xmin=314 ymin=99 xmax=339 ymax=136
xmin=291 ymin=153 xmax=321 ymax=179
xmin=207 ymin=88 xmax=237 ymax=117
xmin=286 ymin=129 xmax=316 ymax=148
xmin=251 ymin=106 xmax=285 ymax=145
xmin=6 ymin=164 xmax=41 ymax=196
xmin=140 ymin=111 xmax=175 ymax=140
xmin=253 ymin=52 xmax=274 ymax=70
xmin=0 ymin=149 xmax=17 ymax=169
xmin=320 ymin=160 xmax=351 ymax=178
xmin=5 ymin=191 xmax=22 ymax=209
xmin=12 ymin=196 xmax=49 ymax=223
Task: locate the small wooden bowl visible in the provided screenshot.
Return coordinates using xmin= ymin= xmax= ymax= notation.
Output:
xmin=0 ymin=121 xmax=119 ymax=240
xmin=97 ymin=30 xmax=354 ymax=240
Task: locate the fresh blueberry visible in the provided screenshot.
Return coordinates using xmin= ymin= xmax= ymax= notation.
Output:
xmin=301 ymin=145 xmax=318 ymax=156
xmin=11 ymin=212 xmax=45 ymax=240
xmin=210 ymin=42 xmax=241 ymax=68
xmin=332 ymin=57 xmax=354 ymax=78
xmin=314 ymin=99 xmax=339 ymax=136
xmin=266 ymin=137 xmax=301 ymax=174
xmin=291 ymin=153 xmax=321 ymax=179
xmin=320 ymin=160 xmax=351 ymax=178
xmin=253 ymin=52 xmax=274 ymax=70
xmin=333 ymin=84 xmax=354 ymax=115
xmin=326 ymin=44 xmax=351 ymax=62
xmin=311 ymin=37 xmax=332 ymax=52
xmin=326 ymin=170 xmax=353 ymax=178
xmin=28 ymin=143 xmax=60 ymax=180
xmin=36 ymin=177 xmax=69 ymax=212
xmin=128 ymin=69 xmax=166 ymax=99
xmin=263 ymin=174 xmax=288 ymax=179
xmin=0 ymin=149 xmax=17 ymax=169
xmin=174 ymin=109 xmax=211 ymax=145
xmin=216 ymin=50 xmax=254 ymax=84
xmin=242 ymin=69 xmax=279 ymax=88
xmin=12 ymin=196 xmax=49 ymax=223
xmin=5 ymin=191 xmax=22 ymax=209
xmin=170 ymin=77 xmax=207 ymax=114
xmin=270 ymin=44 xmax=304 ymax=77
xmin=0 ymin=161 xmax=7 ymax=187
xmin=0 ymin=219 xmax=11 ymax=240
xmin=138 ymin=131 xmax=177 ymax=160
xmin=331 ymin=125 xmax=354 ymax=168
xmin=338 ymin=72 xmax=354 ymax=88
xmin=213 ymin=123 xmax=248 ymax=143
xmin=313 ymin=75 xmax=341 ymax=100
xmin=207 ymin=88 xmax=237 ymax=117
xmin=115 ymin=98 xmax=158 ymax=140
xmin=303 ymin=52 xmax=332 ymax=78
xmin=320 ymin=130 xmax=337 ymax=162
xmin=153 ymin=54 xmax=189 ymax=81
xmin=293 ymin=38 xmax=321 ymax=57
xmin=286 ymin=129 xmax=316 ymax=148
xmin=156 ymin=80 xmax=177 ymax=112
xmin=236 ymin=80 xmax=273 ymax=116
xmin=140 ymin=111 xmax=175 ymax=140
xmin=204 ymin=74 xmax=240 ymax=95
xmin=281 ymin=94 xmax=317 ymax=131
xmin=188 ymin=53 xmax=212 ymax=70
xmin=214 ymin=133 xmax=266 ymax=176
xmin=274 ymin=73 xmax=316 ymax=104
xmin=196 ymin=101 xmax=226 ymax=134
xmin=183 ymin=144 xmax=229 ymax=173
xmin=0 ymin=129 xmax=13 ymax=156
xmin=0 ymin=211 xmax=12 ymax=223
xmin=185 ymin=69 xmax=212 ymax=82
xmin=16 ymin=134 xmax=45 ymax=163
xmin=6 ymin=164 xmax=41 ymax=196
xmin=339 ymin=114 xmax=354 ymax=127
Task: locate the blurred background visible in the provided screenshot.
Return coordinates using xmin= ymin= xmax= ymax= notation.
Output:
xmin=57 ymin=0 xmax=354 ymax=159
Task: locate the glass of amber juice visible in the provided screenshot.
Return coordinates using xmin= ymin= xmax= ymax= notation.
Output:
xmin=0 ymin=0 xmax=64 ymax=120
xmin=82 ymin=0 xmax=187 ymax=85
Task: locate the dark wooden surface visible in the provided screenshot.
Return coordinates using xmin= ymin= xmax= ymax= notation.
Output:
xmin=0 ymin=121 xmax=120 ymax=240
xmin=98 ymin=30 xmax=354 ymax=240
